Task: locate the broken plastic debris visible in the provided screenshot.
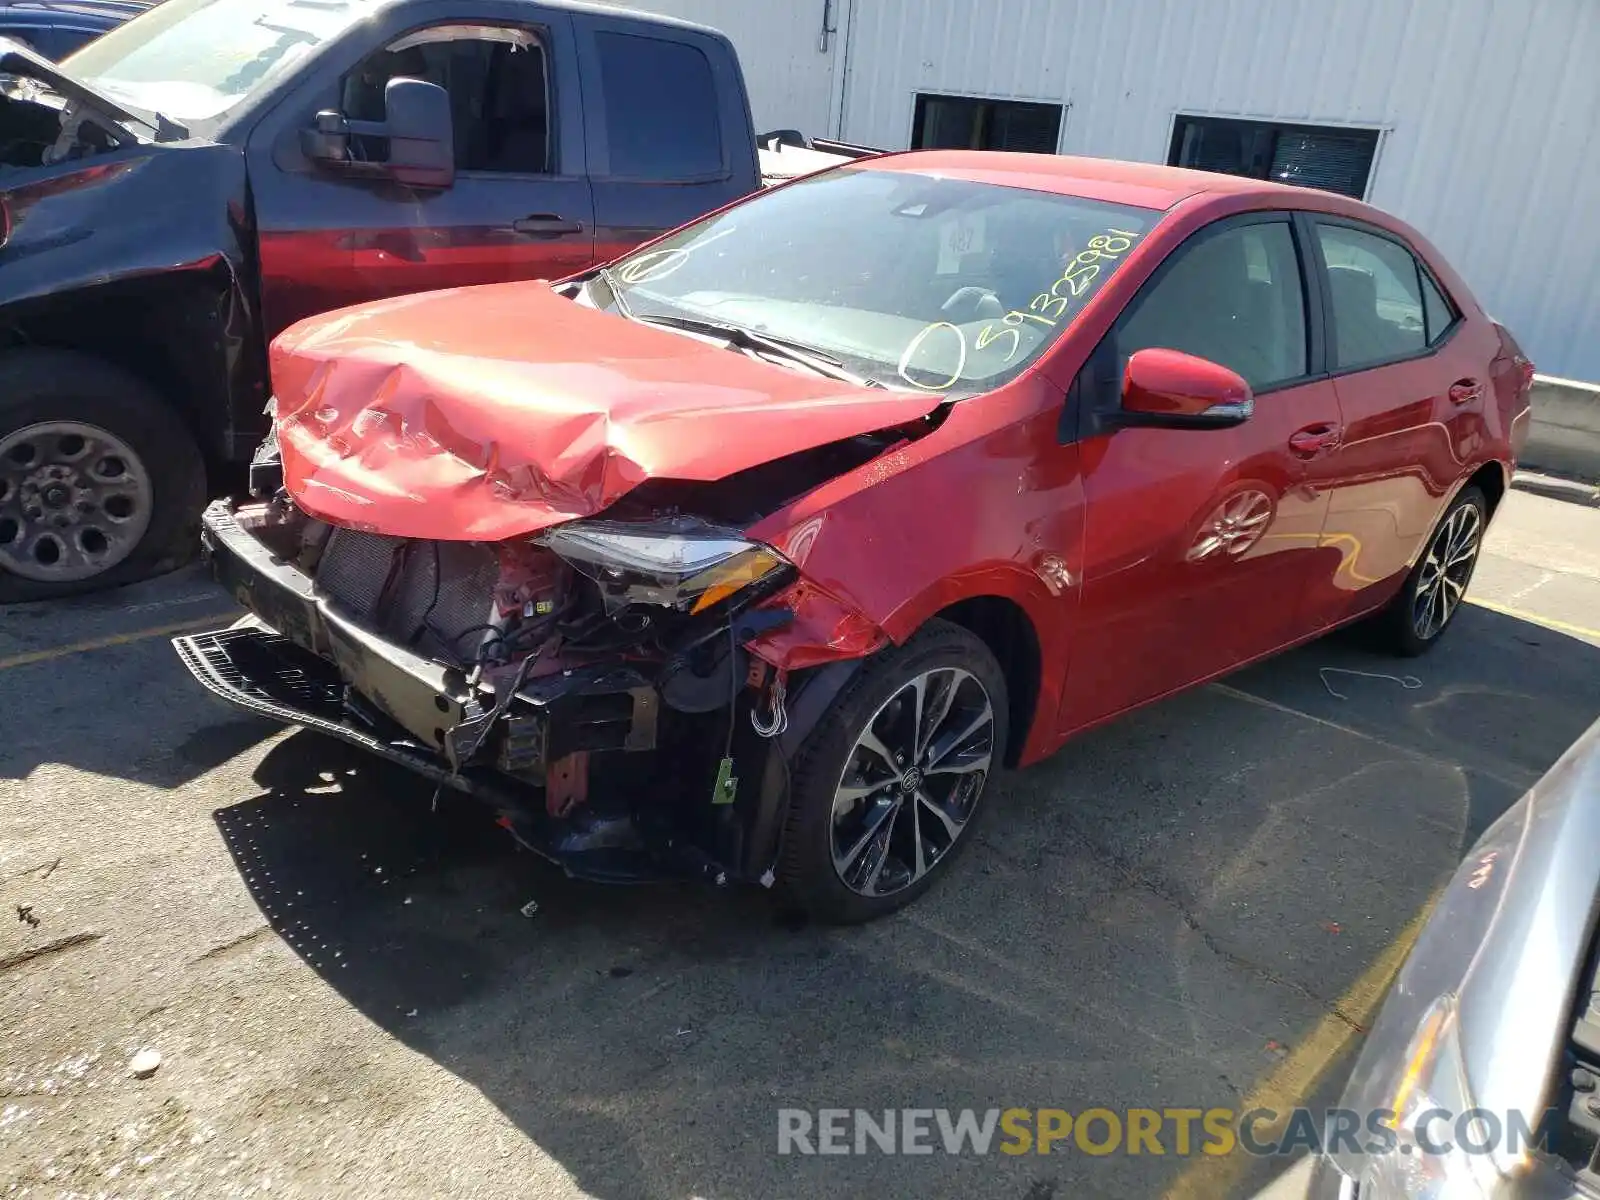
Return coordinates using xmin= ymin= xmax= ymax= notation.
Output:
xmin=519 ymin=900 xmax=540 ymax=919
xmin=128 ymin=1050 xmax=161 ymax=1078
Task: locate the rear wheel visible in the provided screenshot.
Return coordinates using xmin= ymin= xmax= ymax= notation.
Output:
xmin=777 ymin=621 xmax=1008 ymax=924
xmin=1371 ymin=486 xmax=1487 ymax=656
xmin=0 ymin=350 xmax=206 ymax=603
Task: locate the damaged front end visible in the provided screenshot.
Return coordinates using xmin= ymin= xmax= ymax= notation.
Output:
xmin=0 ymin=38 xmax=178 ymax=173
xmin=177 ymin=443 xmax=872 ymax=888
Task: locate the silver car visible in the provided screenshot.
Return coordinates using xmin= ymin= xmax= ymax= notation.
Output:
xmin=1311 ymin=714 xmax=1600 ymax=1198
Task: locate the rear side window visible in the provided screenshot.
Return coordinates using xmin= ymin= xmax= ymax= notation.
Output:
xmin=594 ymin=32 xmax=722 ymax=179
xmin=1316 ymin=223 xmax=1431 ymax=369
xmin=1420 ymin=269 xmax=1458 ymax=344
xmin=1117 ymin=220 xmax=1308 ymax=391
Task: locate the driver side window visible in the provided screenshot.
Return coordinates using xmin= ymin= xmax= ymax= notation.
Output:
xmin=342 ymin=25 xmax=550 ymax=174
xmin=1116 ymin=219 xmax=1308 ymax=391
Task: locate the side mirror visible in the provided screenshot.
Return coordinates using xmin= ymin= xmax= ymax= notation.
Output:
xmin=1119 ymin=347 xmax=1254 ymax=429
xmin=302 ymin=77 xmax=455 ymax=189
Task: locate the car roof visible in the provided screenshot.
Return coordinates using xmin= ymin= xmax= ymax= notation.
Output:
xmin=343 ymin=0 xmax=723 ymax=38
xmin=866 ymin=149 xmax=1333 ymax=212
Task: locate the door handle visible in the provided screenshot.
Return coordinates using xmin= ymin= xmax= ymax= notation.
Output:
xmin=1288 ymin=423 xmax=1342 ymax=458
xmin=1448 ymin=378 xmax=1484 ymax=405
xmin=512 ymin=214 xmax=583 ymax=238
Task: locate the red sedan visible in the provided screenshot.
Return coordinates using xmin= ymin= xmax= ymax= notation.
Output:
xmin=177 ymin=152 xmax=1535 ymax=923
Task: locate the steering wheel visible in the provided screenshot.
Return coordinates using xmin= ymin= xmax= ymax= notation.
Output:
xmin=940 ymin=286 xmax=1006 ymax=323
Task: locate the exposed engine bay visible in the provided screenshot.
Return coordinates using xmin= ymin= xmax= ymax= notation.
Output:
xmin=0 ymin=44 xmax=142 ymax=172
xmin=174 ymin=422 xmax=882 ymax=887
xmin=0 ymin=85 xmax=129 ymax=170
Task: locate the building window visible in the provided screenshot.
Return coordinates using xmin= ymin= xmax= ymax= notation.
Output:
xmin=1168 ymin=115 xmax=1379 ymax=199
xmin=912 ymin=93 xmax=1063 ymax=154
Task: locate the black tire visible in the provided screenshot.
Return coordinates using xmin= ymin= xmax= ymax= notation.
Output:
xmin=776 ymin=619 xmax=1009 ymax=924
xmin=1370 ymin=486 xmax=1488 ymax=657
xmin=0 ymin=349 xmax=206 ymax=603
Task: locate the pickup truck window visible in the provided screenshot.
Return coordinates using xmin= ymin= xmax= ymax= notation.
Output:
xmin=594 ymin=31 xmax=720 ymax=180
xmin=344 ymin=29 xmax=549 ymax=174
xmin=63 ymin=0 xmax=378 ymax=123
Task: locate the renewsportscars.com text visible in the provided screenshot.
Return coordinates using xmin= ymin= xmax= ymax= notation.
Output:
xmin=776 ymin=1106 xmax=1556 ymax=1157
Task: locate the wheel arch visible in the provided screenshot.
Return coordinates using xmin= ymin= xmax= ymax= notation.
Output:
xmin=0 ymin=265 xmax=264 ymax=476
xmin=1465 ymin=459 xmax=1508 ymax=517
xmin=927 ymin=595 xmax=1043 ymax=769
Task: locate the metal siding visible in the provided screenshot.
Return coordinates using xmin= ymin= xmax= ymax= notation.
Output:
xmin=827 ymin=0 xmax=1600 ymax=381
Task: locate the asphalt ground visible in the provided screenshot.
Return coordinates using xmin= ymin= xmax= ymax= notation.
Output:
xmin=3 ymin=476 xmax=1599 ymax=1200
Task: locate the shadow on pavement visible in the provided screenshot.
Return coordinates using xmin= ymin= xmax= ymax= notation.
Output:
xmin=212 ymin=605 xmax=1600 ymax=1200
xmin=0 ymin=568 xmax=259 ymax=786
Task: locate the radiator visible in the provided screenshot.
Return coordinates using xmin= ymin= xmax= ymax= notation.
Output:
xmin=315 ymin=529 xmax=499 ymax=661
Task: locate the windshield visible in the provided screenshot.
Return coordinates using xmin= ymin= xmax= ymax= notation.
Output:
xmin=607 ymin=167 xmax=1158 ymax=395
xmin=63 ymin=0 xmax=379 ymax=123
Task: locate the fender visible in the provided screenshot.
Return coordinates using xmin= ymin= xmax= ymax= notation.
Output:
xmin=746 ymin=381 xmax=1087 ymax=767
xmin=0 ymin=143 xmax=265 ymax=462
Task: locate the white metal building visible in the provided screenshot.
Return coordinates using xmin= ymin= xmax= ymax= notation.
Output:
xmin=620 ymin=0 xmax=1600 ymax=383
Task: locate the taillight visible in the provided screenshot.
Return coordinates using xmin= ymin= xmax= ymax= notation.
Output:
xmin=0 ymin=196 xmax=10 ymax=250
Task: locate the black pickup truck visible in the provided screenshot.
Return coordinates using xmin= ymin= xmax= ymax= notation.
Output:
xmin=0 ymin=0 xmax=840 ymax=600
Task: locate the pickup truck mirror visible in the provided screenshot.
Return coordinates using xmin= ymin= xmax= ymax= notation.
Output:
xmin=301 ymin=77 xmax=455 ymax=190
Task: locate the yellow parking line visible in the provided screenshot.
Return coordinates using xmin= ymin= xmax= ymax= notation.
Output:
xmin=1161 ymin=894 xmax=1437 ymax=1200
xmin=0 ymin=612 xmax=235 ymax=672
xmin=1466 ymin=596 xmax=1600 ymax=643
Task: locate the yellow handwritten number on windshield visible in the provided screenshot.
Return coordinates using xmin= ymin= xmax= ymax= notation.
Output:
xmin=898 ymin=321 xmax=968 ymax=391
xmin=975 ymin=226 xmax=1142 ymax=356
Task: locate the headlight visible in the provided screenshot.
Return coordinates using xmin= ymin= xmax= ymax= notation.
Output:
xmin=541 ymin=516 xmax=792 ymax=614
xmin=1347 ymin=996 xmax=1502 ymax=1199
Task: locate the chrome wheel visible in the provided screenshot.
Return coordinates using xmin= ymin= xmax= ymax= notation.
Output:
xmin=1412 ymin=502 xmax=1482 ymax=641
xmin=830 ymin=667 xmax=995 ymax=898
xmin=1187 ymin=489 xmax=1274 ymax=562
xmin=0 ymin=421 xmax=153 ymax=582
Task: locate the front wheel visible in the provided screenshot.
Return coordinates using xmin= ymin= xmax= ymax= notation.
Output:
xmin=777 ymin=620 xmax=1008 ymax=924
xmin=0 ymin=350 xmax=206 ymax=603
xmin=1371 ymin=486 xmax=1488 ymax=656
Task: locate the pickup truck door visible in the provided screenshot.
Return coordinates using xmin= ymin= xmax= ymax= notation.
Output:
xmin=245 ymin=8 xmax=594 ymax=339
xmin=573 ymin=14 xmax=761 ymax=262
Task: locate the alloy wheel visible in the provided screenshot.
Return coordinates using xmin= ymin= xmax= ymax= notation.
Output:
xmin=0 ymin=421 xmax=154 ymax=582
xmin=1412 ymin=502 xmax=1482 ymax=641
xmin=830 ymin=667 xmax=996 ymax=898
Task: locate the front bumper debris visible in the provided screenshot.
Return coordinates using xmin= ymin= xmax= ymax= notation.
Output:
xmin=175 ymin=499 xmax=799 ymax=886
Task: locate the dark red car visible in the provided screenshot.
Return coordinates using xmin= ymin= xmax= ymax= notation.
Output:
xmin=176 ymin=151 xmax=1535 ymax=923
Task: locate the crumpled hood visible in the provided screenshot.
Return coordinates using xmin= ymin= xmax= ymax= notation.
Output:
xmin=272 ymin=281 xmax=939 ymax=541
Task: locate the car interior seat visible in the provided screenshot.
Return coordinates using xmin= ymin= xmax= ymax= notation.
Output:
xmin=1327 ymin=264 xmax=1410 ymax=367
xmin=483 ymin=44 xmax=549 ymax=173
xmin=1120 ymin=232 xmax=1283 ymax=388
